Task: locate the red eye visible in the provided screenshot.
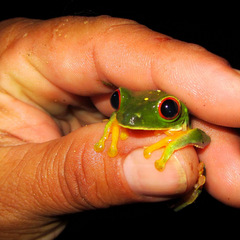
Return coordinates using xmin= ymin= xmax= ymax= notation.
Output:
xmin=110 ymin=89 xmax=121 ymax=110
xmin=158 ymin=97 xmax=181 ymax=120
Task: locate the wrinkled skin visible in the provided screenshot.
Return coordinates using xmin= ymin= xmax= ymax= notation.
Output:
xmin=0 ymin=16 xmax=240 ymax=239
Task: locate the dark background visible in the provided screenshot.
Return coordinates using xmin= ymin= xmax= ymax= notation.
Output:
xmin=1 ymin=1 xmax=240 ymax=238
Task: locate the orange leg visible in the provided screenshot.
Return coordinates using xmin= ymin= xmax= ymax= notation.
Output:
xmin=94 ymin=113 xmax=128 ymax=158
xmin=144 ymin=131 xmax=188 ymax=171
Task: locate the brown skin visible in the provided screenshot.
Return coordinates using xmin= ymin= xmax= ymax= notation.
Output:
xmin=0 ymin=16 xmax=240 ymax=239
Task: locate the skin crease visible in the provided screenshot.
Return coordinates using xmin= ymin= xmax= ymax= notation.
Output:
xmin=0 ymin=16 xmax=240 ymax=239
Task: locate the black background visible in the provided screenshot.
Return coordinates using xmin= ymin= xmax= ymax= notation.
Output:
xmin=1 ymin=1 xmax=240 ymax=239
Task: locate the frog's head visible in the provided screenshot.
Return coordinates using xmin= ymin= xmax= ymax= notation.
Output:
xmin=110 ymin=88 xmax=189 ymax=131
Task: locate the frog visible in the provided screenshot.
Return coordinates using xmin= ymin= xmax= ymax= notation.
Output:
xmin=94 ymin=88 xmax=210 ymax=210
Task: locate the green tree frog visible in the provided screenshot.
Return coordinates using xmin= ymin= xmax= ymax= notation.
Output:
xmin=94 ymin=88 xmax=210 ymax=210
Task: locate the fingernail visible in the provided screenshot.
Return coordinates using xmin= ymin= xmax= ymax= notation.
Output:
xmin=123 ymin=148 xmax=187 ymax=198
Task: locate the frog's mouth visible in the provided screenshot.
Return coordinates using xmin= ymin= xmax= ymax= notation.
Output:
xmin=118 ymin=122 xmax=184 ymax=131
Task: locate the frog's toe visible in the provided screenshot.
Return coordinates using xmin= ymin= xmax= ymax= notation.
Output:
xmin=154 ymin=159 xmax=166 ymax=171
xmin=94 ymin=141 xmax=105 ymax=152
xmin=108 ymin=146 xmax=118 ymax=158
xmin=120 ymin=128 xmax=129 ymax=140
xmin=143 ymin=148 xmax=152 ymax=159
xmin=195 ymin=162 xmax=206 ymax=190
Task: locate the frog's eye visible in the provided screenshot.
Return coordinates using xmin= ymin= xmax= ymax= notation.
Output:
xmin=110 ymin=89 xmax=121 ymax=110
xmin=158 ymin=97 xmax=181 ymax=120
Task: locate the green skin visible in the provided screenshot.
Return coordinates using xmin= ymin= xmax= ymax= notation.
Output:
xmin=116 ymin=88 xmax=189 ymax=130
xmin=95 ymin=87 xmax=210 ymax=168
xmin=95 ymin=88 xmax=211 ymax=210
xmin=115 ymin=88 xmax=210 ymax=160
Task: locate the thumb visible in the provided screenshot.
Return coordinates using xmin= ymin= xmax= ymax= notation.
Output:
xmin=0 ymin=123 xmax=199 ymax=236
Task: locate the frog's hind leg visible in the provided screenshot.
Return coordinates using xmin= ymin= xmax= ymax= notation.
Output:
xmin=173 ymin=162 xmax=206 ymax=211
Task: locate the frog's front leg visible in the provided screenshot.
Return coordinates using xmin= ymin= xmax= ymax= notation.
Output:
xmin=94 ymin=113 xmax=129 ymax=157
xmin=144 ymin=128 xmax=210 ymax=171
xmin=94 ymin=113 xmax=115 ymax=152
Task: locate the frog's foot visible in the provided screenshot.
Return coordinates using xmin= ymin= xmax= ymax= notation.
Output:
xmin=144 ymin=128 xmax=210 ymax=171
xmin=143 ymin=131 xmax=187 ymax=171
xmin=173 ymin=162 xmax=206 ymax=211
xmin=94 ymin=113 xmax=128 ymax=158
xmin=94 ymin=113 xmax=119 ymax=157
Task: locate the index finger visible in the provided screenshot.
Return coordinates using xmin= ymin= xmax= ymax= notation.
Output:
xmin=2 ymin=16 xmax=240 ymax=127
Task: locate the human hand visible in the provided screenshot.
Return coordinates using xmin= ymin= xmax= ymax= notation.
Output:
xmin=0 ymin=16 xmax=240 ymax=239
